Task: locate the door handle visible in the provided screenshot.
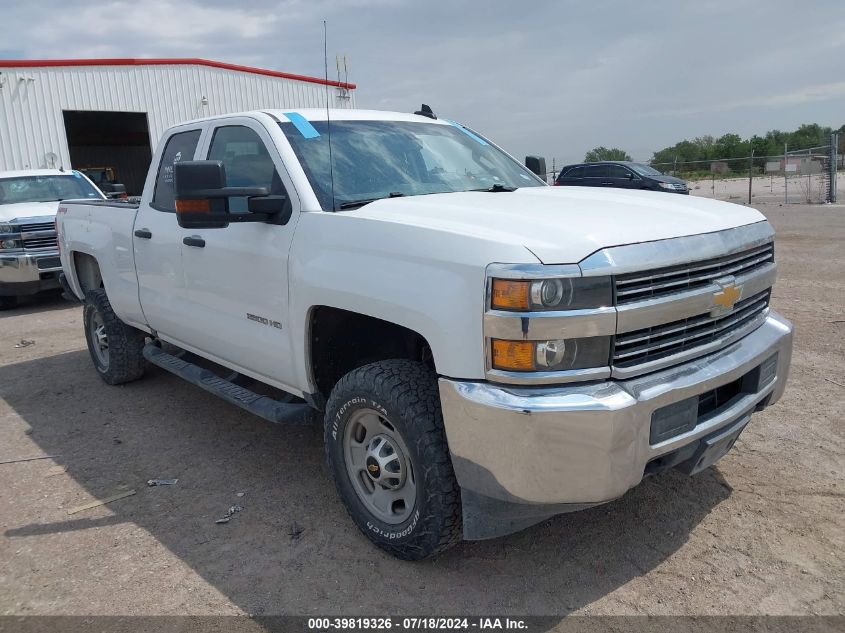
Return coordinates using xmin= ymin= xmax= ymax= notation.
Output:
xmin=134 ymin=228 xmax=152 ymax=239
xmin=183 ymin=236 xmax=206 ymax=248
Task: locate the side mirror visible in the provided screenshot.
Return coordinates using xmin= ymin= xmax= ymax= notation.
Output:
xmin=174 ymin=160 xmax=273 ymax=229
xmin=627 ymin=172 xmax=635 ymax=180
xmin=525 ymin=156 xmax=547 ymax=178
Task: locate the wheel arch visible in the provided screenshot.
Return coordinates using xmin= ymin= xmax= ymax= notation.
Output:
xmin=307 ymin=306 xmax=435 ymax=405
xmin=72 ymin=251 xmax=104 ymax=295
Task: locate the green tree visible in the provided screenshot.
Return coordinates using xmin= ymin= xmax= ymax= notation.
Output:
xmin=584 ymin=147 xmax=632 ymax=162
xmin=650 ymin=121 xmax=844 ymax=170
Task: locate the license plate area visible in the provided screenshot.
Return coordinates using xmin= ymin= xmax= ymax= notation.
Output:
xmin=675 ymin=413 xmax=750 ymax=475
xmin=37 ymin=256 xmax=61 ymax=270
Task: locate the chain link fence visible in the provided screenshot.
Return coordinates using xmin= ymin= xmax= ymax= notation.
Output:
xmin=544 ymin=133 xmax=841 ymax=205
xmin=652 ymin=134 xmax=840 ymax=204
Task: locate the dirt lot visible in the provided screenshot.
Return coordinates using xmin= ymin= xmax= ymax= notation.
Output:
xmin=0 ymin=204 xmax=842 ymax=620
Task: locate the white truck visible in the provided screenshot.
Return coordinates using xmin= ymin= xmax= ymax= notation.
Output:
xmin=0 ymin=169 xmax=104 ymax=309
xmin=57 ymin=108 xmax=793 ymax=560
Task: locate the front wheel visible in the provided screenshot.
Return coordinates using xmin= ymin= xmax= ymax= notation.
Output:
xmin=83 ymin=289 xmax=146 ymax=385
xmin=324 ymin=360 xmax=462 ymax=560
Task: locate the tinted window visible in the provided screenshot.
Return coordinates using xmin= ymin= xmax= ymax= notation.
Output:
xmin=630 ymin=163 xmax=663 ymax=176
xmin=152 ymin=129 xmax=201 ymax=211
xmin=563 ymin=166 xmax=584 ymax=179
xmin=279 ymin=120 xmax=542 ymax=211
xmin=584 ymin=164 xmax=608 ymax=178
xmin=208 ymin=126 xmax=285 ymax=212
xmin=608 ymin=165 xmax=631 ymax=178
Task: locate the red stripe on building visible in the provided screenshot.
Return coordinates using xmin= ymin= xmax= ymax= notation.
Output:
xmin=0 ymin=57 xmax=356 ymax=90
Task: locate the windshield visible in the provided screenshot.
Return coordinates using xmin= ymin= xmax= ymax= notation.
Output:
xmin=0 ymin=174 xmax=102 ymax=205
xmin=629 ymin=163 xmax=664 ymax=177
xmin=279 ymin=120 xmax=543 ymax=210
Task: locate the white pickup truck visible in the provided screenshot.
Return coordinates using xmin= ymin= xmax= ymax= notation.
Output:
xmin=57 ymin=108 xmax=793 ymax=560
xmin=0 ymin=169 xmax=104 ymax=309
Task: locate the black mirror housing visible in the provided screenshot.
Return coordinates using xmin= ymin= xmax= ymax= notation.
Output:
xmin=525 ymin=156 xmax=547 ymax=178
xmin=174 ymin=160 xmax=226 ymax=195
xmin=174 ymin=160 xmax=278 ymax=229
xmin=249 ymin=195 xmax=292 ymax=225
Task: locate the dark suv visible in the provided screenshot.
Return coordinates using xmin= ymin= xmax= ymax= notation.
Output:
xmin=555 ymin=161 xmax=689 ymax=194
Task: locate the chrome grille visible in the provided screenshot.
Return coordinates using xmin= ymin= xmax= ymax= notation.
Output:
xmin=23 ymin=236 xmax=58 ymax=250
xmin=20 ymin=221 xmax=58 ymax=251
xmin=613 ymin=290 xmax=770 ymax=368
xmin=615 ymin=243 xmax=774 ymax=305
xmin=19 ymin=222 xmax=55 ymax=233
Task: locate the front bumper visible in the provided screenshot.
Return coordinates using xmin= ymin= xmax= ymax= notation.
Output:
xmin=439 ymin=311 xmax=793 ymax=538
xmin=0 ymin=250 xmax=63 ymax=296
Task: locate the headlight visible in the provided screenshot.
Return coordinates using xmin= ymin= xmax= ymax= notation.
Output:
xmin=492 ymin=336 xmax=611 ymax=372
xmin=0 ymin=223 xmax=14 ymax=234
xmin=1 ymin=238 xmax=21 ymax=250
xmin=658 ymin=182 xmax=676 ymax=189
xmin=491 ymin=276 xmax=612 ymax=311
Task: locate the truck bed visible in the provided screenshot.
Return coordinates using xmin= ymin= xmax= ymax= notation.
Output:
xmin=58 ymin=196 xmax=143 ymax=327
xmin=61 ymin=199 xmax=140 ymax=210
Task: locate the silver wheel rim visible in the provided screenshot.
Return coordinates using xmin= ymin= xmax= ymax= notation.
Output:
xmin=343 ymin=407 xmax=416 ymax=525
xmin=89 ymin=310 xmax=109 ymax=367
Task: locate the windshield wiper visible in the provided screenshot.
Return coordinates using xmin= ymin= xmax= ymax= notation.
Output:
xmin=469 ymin=184 xmax=517 ymax=192
xmin=337 ymin=192 xmax=405 ymax=210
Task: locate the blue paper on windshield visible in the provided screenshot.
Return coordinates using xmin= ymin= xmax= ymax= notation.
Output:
xmin=444 ymin=119 xmax=488 ymax=146
xmin=283 ymin=112 xmax=321 ymax=139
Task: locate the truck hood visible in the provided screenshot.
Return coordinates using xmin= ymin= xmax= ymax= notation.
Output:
xmin=350 ymin=186 xmax=766 ymax=264
xmin=0 ymin=201 xmax=60 ymax=223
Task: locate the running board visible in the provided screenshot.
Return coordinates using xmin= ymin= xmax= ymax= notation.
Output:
xmin=142 ymin=343 xmax=314 ymax=426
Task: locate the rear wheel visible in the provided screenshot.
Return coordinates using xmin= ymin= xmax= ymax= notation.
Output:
xmin=324 ymin=359 xmax=462 ymax=560
xmin=83 ymin=288 xmax=146 ymax=385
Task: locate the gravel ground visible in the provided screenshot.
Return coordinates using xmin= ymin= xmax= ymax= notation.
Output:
xmin=0 ymin=204 xmax=842 ymax=619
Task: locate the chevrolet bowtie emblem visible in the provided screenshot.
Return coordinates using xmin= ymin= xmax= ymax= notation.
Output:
xmin=713 ymin=282 xmax=742 ymax=310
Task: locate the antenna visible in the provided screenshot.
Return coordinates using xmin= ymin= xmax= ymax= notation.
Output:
xmin=323 ymin=20 xmax=336 ymax=211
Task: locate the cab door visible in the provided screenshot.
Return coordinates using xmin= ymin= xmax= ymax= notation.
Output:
xmin=133 ymin=127 xmax=205 ymax=346
xmin=179 ymin=118 xmax=300 ymax=389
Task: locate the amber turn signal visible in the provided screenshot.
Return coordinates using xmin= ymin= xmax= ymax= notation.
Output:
xmin=175 ymin=199 xmax=210 ymax=213
xmin=491 ymin=339 xmax=535 ymax=371
xmin=491 ymin=279 xmax=530 ymax=310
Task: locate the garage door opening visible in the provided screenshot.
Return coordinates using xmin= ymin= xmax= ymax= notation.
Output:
xmin=63 ymin=111 xmax=152 ymax=196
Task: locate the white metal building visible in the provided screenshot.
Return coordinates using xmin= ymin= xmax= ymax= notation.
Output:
xmin=0 ymin=58 xmax=357 ymax=193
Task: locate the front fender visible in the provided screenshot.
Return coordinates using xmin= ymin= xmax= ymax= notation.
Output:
xmin=288 ymin=212 xmax=537 ymax=391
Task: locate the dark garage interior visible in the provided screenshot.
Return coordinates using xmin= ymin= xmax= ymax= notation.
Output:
xmin=62 ymin=110 xmax=152 ymax=195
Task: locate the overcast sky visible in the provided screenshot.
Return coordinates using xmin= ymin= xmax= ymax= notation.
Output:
xmin=1 ymin=0 xmax=843 ymax=165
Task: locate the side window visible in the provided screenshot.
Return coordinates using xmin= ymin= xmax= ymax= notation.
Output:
xmin=608 ymin=165 xmax=630 ymax=179
xmin=564 ymin=166 xmax=584 ymax=179
xmin=584 ymin=164 xmax=608 ymax=179
xmin=152 ymin=129 xmax=202 ymax=212
xmin=208 ymin=125 xmax=285 ymax=212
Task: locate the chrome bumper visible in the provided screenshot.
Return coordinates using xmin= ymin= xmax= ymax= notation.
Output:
xmin=0 ymin=250 xmax=62 ymax=294
xmin=439 ymin=311 xmax=793 ymax=509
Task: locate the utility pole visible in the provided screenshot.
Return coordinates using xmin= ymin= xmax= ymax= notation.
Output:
xmin=747 ymin=150 xmax=754 ymax=204
xmin=831 ymin=132 xmax=839 ymax=203
xmin=784 ymin=143 xmax=788 ymax=204
xmin=808 ymin=147 xmax=812 ymax=203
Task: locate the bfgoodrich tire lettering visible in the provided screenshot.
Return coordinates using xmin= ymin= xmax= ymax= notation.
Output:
xmin=325 ymin=359 xmax=462 ymax=560
xmin=83 ymin=288 xmax=146 ymax=385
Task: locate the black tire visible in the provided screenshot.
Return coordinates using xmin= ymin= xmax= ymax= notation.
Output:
xmin=0 ymin=296 xmax=18 ymax=310
xmin=325 ymin=359 xmax=462 ymax=560
xmin=83 ymin=288 xmax=146 ymax=385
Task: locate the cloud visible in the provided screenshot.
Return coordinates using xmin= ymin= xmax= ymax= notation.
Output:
xmin=1 ymin=0 xmax=843 ymax=163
